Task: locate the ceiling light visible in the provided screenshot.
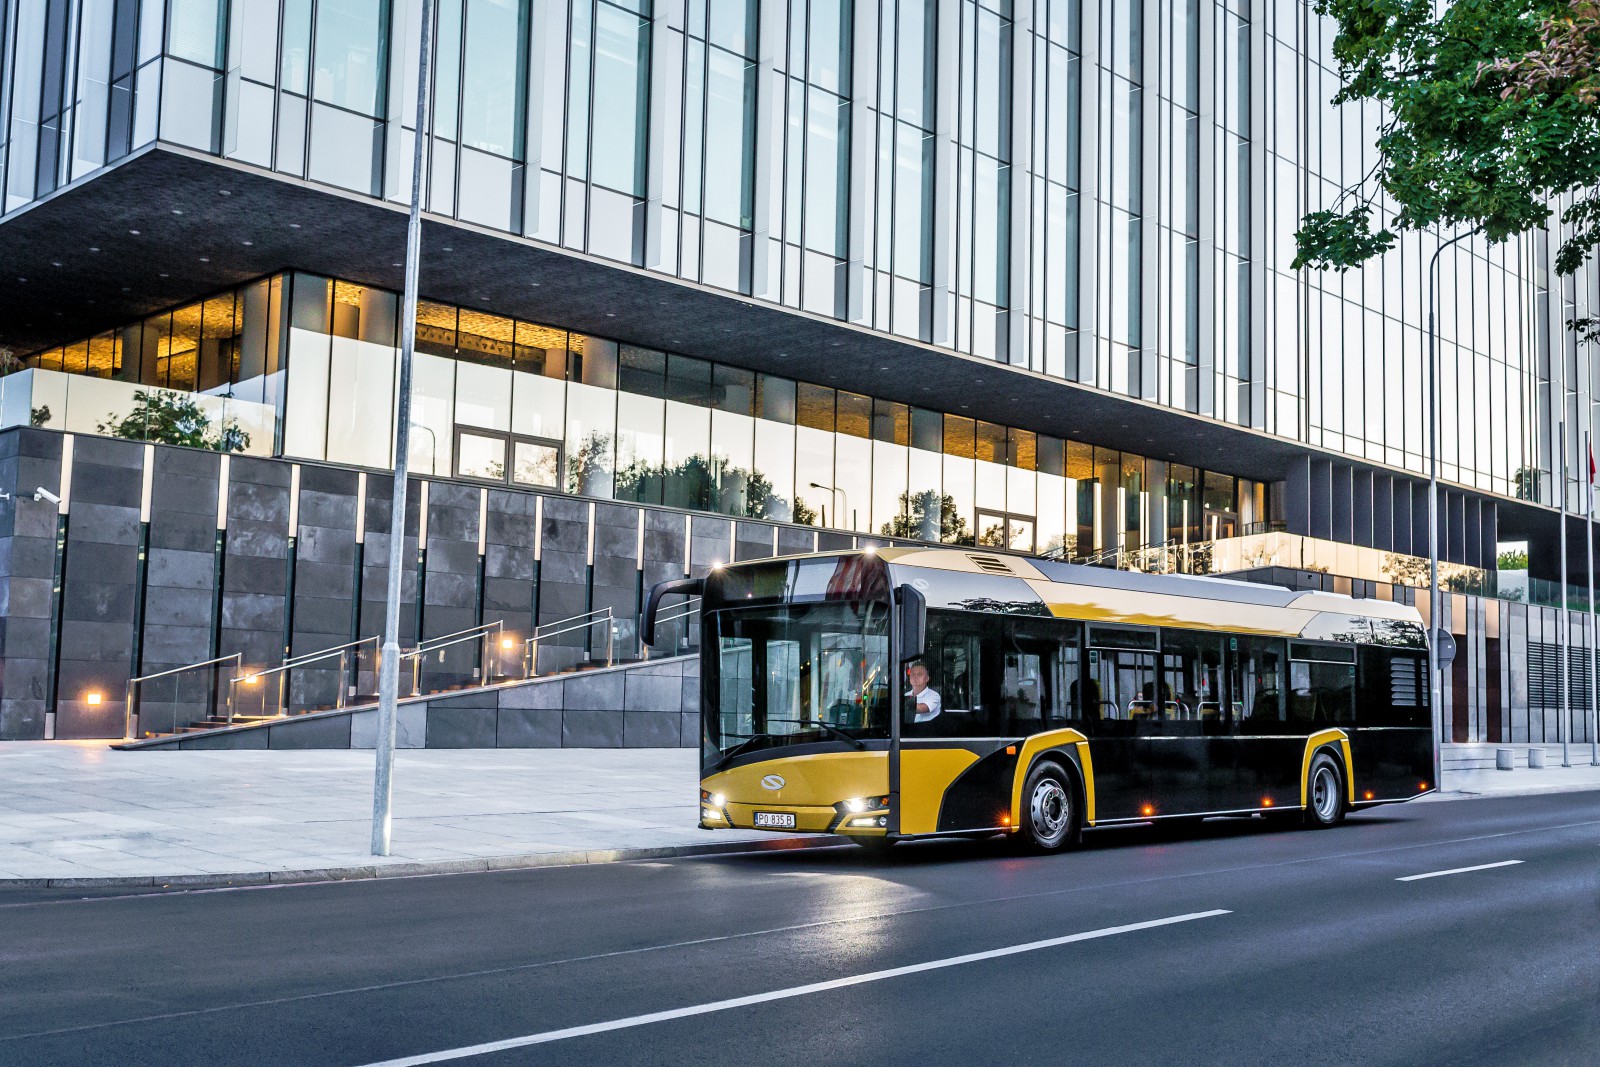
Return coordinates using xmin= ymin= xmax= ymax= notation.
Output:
xmin=129 ymin=229 xmax=140 ymax=235
xmin=171 ymin=208 xmax=184 ymax=215
xmin=51 ymin=261 xmax=61 ymax=267
xmin=241 ymin=240 xmax=252 ymax=246
xmin=289 ymin=223 xmax=300 ymax=229
xmin=219 ymin=189 xmax=231 ymax=196
xmin=88 ymin=246 xmax=99 ymax=252
xmin=199 ymin=257 xmax=209 ymax=263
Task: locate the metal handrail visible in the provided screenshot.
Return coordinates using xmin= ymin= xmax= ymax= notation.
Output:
xmin=128 ymin=653 xmax=243 ymax=686
xmin=524 ymin=608 xmax=615 ymax=677
xmin=397 ymin=620 xmax=504 ymax=696
xmin=410 ymin=620 xmax=504 ymax=654
xmin=276 ymin=634 xmax=380 ymax=670
xmin=229 ymin=637 xmax=381 ymax=725
xmin=124 ymin=653 xmax=242 ymax=740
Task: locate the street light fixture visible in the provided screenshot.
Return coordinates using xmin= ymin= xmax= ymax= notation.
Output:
xmin=372 ymin=0 xmax=436 ymax=857
xmin=1426 ymin=228 xmax=1478 ymax=796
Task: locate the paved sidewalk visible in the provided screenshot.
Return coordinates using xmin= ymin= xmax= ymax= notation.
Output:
xmin=1438 ymin=759 xmax=1600 ymax=800
xmin=0 ymin=742 xmax=810 ymax=887
xmin=2 ymin=741 xmax=1598 ymax=887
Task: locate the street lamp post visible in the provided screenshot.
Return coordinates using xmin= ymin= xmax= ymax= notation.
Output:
xmin=1426 ymin=229 xmax=1477 ymax=795
xmin=372 ymin=0 xmax=435 ymax=857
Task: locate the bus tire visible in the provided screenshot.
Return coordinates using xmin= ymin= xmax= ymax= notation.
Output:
xmin=1021 ymin=760 xmax=1079 ymax=852
xmin=1304 ymin=751 xmax=1345 ymax=829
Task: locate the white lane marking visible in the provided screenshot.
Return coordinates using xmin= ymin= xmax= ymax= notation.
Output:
xmin=1396 ymin=860 xmax=1524 ymax=882
xmin=357 ymin=909 xmax=1230 ymax=1066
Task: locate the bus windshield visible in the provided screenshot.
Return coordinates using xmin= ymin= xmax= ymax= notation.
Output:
xmin=707 ymin=601 xmax=891 ymax=766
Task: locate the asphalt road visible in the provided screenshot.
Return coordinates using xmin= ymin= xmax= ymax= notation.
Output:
xmin=2 ymin=791 xmax=1597 ymax=1067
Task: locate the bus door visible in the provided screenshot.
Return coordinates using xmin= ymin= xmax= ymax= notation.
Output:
xmin=1154 ymin=629 xmax=1228 ymax=814
xmin=1084 ymin=626 xmax=1158 ymax=820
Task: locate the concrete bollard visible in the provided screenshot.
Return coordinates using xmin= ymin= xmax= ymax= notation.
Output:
xmin=1496 ymin=748 xmax=1514 ymax=771
xmin=1528 ymin=748 xmax=1546 ymax=769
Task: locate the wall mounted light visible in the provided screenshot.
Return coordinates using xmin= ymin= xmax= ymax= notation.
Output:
xmin=85 ymin=692 xmax=102 ymax=706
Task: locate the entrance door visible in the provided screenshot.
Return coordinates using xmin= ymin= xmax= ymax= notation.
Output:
xmin=1085 ymin=625 xmax=1158 ymax=820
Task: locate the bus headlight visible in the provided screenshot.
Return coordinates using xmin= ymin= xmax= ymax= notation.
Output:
xmin=700 ymin=789 xmax=726 ymax=807
xmin=838 ymin=795 xmax=890 ymax=814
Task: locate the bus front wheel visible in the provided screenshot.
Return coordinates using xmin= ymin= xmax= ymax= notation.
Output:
xmin=1304 ymin=752 xmax=1346 ymax=829
xmin=1021 ymin=760 xmax=1079 ymax=852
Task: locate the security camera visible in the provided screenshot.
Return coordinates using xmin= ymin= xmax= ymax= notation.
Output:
xmin=33 ymin=487 xmax=60 ymax=505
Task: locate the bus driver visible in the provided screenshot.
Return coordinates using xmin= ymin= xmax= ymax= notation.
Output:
xmin=906 ymin=661 xmax=943 ymax=723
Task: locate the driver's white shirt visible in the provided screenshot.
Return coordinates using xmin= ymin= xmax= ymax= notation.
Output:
xmin=907 ymin=686 xmax=942 ymax=722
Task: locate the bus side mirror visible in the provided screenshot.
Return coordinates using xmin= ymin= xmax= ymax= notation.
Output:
xmin=896 ymin=584 xmax=926 ymax=662
xmin=642 ymin=578 xmax=703 ymax=646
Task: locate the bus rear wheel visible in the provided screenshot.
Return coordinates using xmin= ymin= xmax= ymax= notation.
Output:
xmin=1304 ymin=752 xmax=1346 ymax=829
xmin=1021 ymin=760 xmax=1079 ymax=852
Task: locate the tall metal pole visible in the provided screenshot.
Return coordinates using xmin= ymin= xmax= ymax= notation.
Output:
xmin=1426 ymin=230 xmax=1475 ymax=791
xmin=372 ymin=0 xmax=435 ymax=856
xmin=1588 ymin=430 xmax=1599 ymax=766
xmin=1559 ymin=423 xmax=1572 ymax=768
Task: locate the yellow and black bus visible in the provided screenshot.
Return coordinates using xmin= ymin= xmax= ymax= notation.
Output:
xmin=643 ymin=547 xmax=1434 ymax=852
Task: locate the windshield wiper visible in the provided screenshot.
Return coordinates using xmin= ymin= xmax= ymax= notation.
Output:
xmin=711 ymin=719 xmax=867 ymax=771
xmin=712 ymin=732 xmax=775 ymax=772
xmin=764 ymin=718 xmax=867 ymax=751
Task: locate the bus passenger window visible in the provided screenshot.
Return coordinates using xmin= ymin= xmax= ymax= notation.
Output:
xmin=1288 ymin=643 xmax=1357 ymax=727
xmin=1358 ymin=648 xmax=1429 ymax=727
xmin=1232 ymin=635 xmax=1285 ymax=735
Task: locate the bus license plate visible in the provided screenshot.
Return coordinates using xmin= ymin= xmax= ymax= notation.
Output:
xmin=753 ymin=811 xmax=796 ymax=829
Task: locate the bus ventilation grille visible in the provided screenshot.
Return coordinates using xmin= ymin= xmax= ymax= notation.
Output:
xmin=967 ymin=554 xmax=1014 ymax=575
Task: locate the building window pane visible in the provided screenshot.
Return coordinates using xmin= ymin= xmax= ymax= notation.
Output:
xmin=589 ymin=2 xmax=650 ymax=195
xmin=461 ymin=0 xmax=529 ymax=157
xmin=313 ymin=0 xmax=390 ymax=115
xmin=457 ymin=430 xmax=507 ymax=480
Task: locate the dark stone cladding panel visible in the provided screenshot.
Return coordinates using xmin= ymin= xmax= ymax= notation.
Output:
xmin=496 ymin=705 xmax=562 ymax=747
xmin=148 ymin=513 xmax=217 ymax=553
xmin=296 ymin=523 xmax=357 ymax=566
xmin=68 ymin=501 xmax=141 ymax=546
xmin=425 ymin=539 xmax=479 ymax=577
xmin=777 ymin=527 xmax=816 ymax=554
xmin=426 ymin=705 xmax=498 ymax=748
xmin=141 ymin=586 xmax=215 ymax=629
xmin=71 ymin=462 xmax=143 ymax=509
xmin=71 ymin=434 xmax=143 ymax=470
xmin=267 ymin=713 xmax=351 ymax=749
xmin=150 ymin=473 xmax=220 ymax=517
xmin=485 ymin=543 xmax=535 ymax=581
xmin=147 ymin=548 xmax=215 ymax=590
xmin=426 ymin=502 xmax=479 ymax=544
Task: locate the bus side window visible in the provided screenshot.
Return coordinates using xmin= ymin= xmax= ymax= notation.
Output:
xmin=1358 ymin=647 xmax=1428 ymax=726
xmin=1231 ymin=635 xmax=1285 ymax=736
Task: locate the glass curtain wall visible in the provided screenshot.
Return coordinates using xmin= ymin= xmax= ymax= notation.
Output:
xmin=1023 ymin=0 xmax=1081 ymax=379
xmin=954 ymin=0 xmax=1013 ymax=361
xmin=680 ymin=0 xmax=759 ymax=292
xmin=777 ymin=0 xmax=853 ymax=318
xmin=872 ymin=0 xmax=937 ymax=341
xmin=552 ymin=0 xmax=653 ymax=263
xmin=0 ymin=0 xmax=1553 ymax=506
xmin=429 ymin=0 xmax=531 ymax=230
xmin=22 ymin=271 xmax=1258 ymax=557
xmin=1153 ymin=0 xmax=1199 ymax=413
xmin=1100 ymin=0 xmax=1143 ymax=395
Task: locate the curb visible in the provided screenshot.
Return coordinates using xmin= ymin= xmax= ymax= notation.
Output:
xmin=0 ymin=835 xmax=840 ymax=891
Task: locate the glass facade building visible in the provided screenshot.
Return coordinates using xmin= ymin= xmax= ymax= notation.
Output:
xmin=1 ymin=1 xmax=1597 ymax=746
xmin=0 ymin=0 xmax=1574 ymax=507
